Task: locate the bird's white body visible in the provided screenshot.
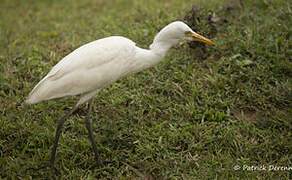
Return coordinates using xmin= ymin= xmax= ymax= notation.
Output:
xmin=26 ymin=36 xmax=162 ymax=105
xmin=26 ymin=21 xmax=214 ymax=106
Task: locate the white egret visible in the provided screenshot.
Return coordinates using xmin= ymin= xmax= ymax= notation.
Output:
xmin=26 ymin=21 xmax=215 ymax=176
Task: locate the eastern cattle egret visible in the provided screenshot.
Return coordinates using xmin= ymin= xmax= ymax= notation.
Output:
xmin=26 ymin=21 xmax=215 ymax=176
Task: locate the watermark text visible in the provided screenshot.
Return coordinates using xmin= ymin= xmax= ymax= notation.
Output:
xmin=234 ymin=165 xmax=291 ymax=171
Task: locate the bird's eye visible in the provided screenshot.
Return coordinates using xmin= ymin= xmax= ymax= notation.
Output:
xmin=184 ymin=31 xmax=193 ymax=37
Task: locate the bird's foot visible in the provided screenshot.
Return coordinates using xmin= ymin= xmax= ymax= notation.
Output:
xmin=50 ymin=165 xmax=60 ymax=179
xmin=88 ymin=157 xmax=114 ymax=170
xmin=89 ymin=159 xmax=104 ymax=170
xmin=26 ymin=164 xmax=48 ymax=172
xmin=25 ymin=163 xmax=60 ymax=179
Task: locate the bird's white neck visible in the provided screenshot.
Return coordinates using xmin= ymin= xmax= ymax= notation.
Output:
xmin=149 ymin=41 xmax=173 ymax=57
xmin=130 ymin=37 xmax=179 ymax=74
xmin=132 ymin=47 xmax=163 ymax=72
xmin=149 ymin=32 xmax=179 ymax=57
xmin=127 ymin=30 xmax=181 ymax=75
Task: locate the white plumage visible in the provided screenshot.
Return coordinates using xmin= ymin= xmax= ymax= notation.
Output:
xmin=26 ymin=21 xmax=214 ymax=107
xmin=26 ymin=36 xmax=138 ymax=106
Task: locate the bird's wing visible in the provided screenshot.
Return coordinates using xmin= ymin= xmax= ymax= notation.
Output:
xmin=26 ymin=36 xmax=137 ymax=104
xmin=48 ymin=36 xmax=135 ymax=80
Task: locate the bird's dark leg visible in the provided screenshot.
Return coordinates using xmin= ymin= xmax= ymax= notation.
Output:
xmin=84 ymin=100 xmax=101 ymax=167
xmin=49 ymin=106 xmax=78 ymax=178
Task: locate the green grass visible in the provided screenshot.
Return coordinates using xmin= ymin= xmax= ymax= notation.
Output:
xmin=0 ymin=0 xmax=291 ymax=179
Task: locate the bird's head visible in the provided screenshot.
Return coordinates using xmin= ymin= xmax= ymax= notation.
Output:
xmin=152 ymin=21 xmax=215 ymax=47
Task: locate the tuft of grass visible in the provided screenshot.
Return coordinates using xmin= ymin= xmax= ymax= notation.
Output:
xmin=0 ymin=0 xmax=291 ymax=179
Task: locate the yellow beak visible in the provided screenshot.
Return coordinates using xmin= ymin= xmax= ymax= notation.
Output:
xmin=191 ymin=32 xmax=215 ymax=45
